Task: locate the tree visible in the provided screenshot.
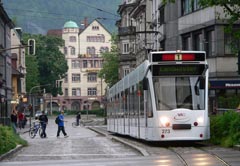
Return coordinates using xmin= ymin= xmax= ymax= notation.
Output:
xmin=23 ymin=33 xmax=68 ymax=95
xmin=99 ymin=35 xmax=119 ymax=87
xmin=25 ymin=54 xmax=39 ymax=93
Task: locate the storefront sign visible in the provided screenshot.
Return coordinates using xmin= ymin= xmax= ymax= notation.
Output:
xmin=209 ymin=80 xmax=240 ymax=89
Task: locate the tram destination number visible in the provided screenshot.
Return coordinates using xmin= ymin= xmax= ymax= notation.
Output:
xmin=162 ymin=129 xmax=170 ymax=134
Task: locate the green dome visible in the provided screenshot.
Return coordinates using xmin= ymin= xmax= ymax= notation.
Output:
xmin=63 ymin=21 xmax=79 ymax=28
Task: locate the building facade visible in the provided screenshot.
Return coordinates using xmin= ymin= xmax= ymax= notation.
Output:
xmin=48 ymin=19 xmax=111 ymax=111
xmin=117 ymin=0 xmax=240 ymax=112
xmin=0 ymin=3 xmax=15 ymax=124
xmin=11 ymin=27 xmax=26 ymax=109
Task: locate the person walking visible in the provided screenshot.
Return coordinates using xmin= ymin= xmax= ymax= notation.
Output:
xmin=18 ymin=111 xmax=24 ymax=129
xmin=39 ymin=110 xmax=48 ymax=138
xmin=76 ymin=112 xmax=81 ymax=126
xmin=10 ymin=109 xmax=18 ymax=133
xmin=57 ymin=110 xmax=69 ymax=138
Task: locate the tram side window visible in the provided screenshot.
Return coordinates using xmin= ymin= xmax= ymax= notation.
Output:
xmin=134 ymin=84 xmax=138 ymax=116
xmin=145 ymin=79 xmax=153 ymax=118
xmin=139 ymin=81 xmax=144 ymax=117
xmin=121 ymin=91 xmax=124 ymax=118
xmin=130 ymin=86 xmax=134 ymax=117
xmin=125 ymin=89 xmax=129 ymax=117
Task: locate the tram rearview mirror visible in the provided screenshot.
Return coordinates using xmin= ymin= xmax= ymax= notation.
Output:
xmin=143 ymin=78 xmax=148 ymax=90
xmin=199 ymin=77 xmax=205 ymax=89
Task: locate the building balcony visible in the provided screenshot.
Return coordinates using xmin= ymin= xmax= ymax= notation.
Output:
xmin=118 ymin=26 xmax=136 ymax=36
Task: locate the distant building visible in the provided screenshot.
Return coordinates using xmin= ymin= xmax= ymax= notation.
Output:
xmin=47 ymin=19 xmax=111 ymax=111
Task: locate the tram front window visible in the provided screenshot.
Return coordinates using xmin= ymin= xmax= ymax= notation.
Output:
xmin=153 ymin=76 xmax=205 ymax=110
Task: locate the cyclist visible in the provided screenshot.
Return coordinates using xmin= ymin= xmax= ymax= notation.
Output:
xmin=39 ymin=111 xmax=48 ymax=138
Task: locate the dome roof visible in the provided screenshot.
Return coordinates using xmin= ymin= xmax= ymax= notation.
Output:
xmin=63 ymin=21 xmax=79 ymax=28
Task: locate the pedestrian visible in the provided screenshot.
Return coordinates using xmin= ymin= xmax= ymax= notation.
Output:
xmin=76 ymin=112 xmax=81 ymax=126
xmin=57 ymin=110 xmax=69 ymax=138
xmin=10 ymin=108 xmax=18 ymax=133
xmin=18 ymin=111 xmax=24 ymax=129
xmin=39 ymin=110 xmax=48 ymax=138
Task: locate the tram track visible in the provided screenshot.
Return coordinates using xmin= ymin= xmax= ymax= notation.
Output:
xmin=168 ymin=146 xmax=231 ymax=166
xmin=91 ymin=126 xmax=240 ymax=165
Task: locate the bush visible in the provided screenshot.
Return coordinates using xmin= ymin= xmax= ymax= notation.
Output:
xmin=0 ymin=125 xmax=27 ymax=155
xmin=210 ymin=111 xmax=240 ymax=147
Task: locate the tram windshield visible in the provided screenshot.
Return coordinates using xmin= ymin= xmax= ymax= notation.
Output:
xmin=153 ymin=76 xmax=205 ymax=110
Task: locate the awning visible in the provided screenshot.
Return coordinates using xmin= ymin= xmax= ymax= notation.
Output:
xmin=209 ymin=80 xmax=240 ymax=89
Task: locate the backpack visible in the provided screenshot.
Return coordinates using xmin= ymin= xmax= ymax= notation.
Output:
xmin=55 ymin=116 xmax=60 ymax=124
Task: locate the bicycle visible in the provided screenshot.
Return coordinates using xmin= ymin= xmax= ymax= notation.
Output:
xmin=72 ymin=120 xmax=84 ymax=128
xmin=29 ymin=120 xmax=44 ymax=138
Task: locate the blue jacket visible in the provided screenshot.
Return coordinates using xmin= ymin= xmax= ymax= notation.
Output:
xmin=58 ymin=114 xmax=64 ymax=126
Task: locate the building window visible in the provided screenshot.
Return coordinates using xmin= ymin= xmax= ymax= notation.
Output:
xmin=83 ymin=60 xmax=88 ymax=68
xmin=224 ymin=33 xmax=240 ymax=55
xmin=92 ymin=26 xmax=99 ymax=30
xmin=71 ymin=60 xmax=80 ymax=69
xmin=159 ymin=6 xmax=165 ymax=25
xmin=182 ymin=35 xmax=191 ymax=50
xmin=100 ymin=47 xmax=109 ymax=53
xmin=122 ymin=43 xmax=129 ymax=54
xmin=206 ymin=30 xmax=215 ymax=57
xmin=64 ymin=47 xmax=67 ymax=55
xmin=64 ymin=88 xmax=68 ymax=96
xmin=72 ymin=74 xmax=80 ymax=83
xmin=88 ymin=87 xmax=97 ymax=96
xmin=87 ymin=47 xmax=96 ymax=55
xmin=182 ymin=0 xmax=201 ymax=15
xmin=71 ymin=47 xmax=75 ymax=55
xmin=86 ymin=35 xmax=105 ymax=42
xmin=69 ymin=36 xmax=76 ymax=42
xmin=124 ymin=68 xmax=130 ymax=77
xmin=88 ymin=73 xmax=97 ymax=82
xmin=72 ymin=88 xmax=81 ymax=96
xmin=64 ymin=74 xmax=68 ymax=83
xmin=193 ymin=33 xmax=202 ymax=51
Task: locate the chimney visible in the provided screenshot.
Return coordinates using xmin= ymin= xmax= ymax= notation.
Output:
xmin=84 ymin=17 xmax=88 ymax=29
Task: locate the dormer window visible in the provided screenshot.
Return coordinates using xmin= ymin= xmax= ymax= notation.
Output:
xmin=92 ymin=26 xmax=99 ymax=30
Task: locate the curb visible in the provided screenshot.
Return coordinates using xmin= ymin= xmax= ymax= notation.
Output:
xmin=0 ymin=145 xmax=23 ymax=161
xmin=88 ymin=127 xmax=149 ymax=157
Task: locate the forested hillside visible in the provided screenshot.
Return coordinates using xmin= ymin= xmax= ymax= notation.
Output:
xmin=2 ymin=0 xmax=121 ymax=34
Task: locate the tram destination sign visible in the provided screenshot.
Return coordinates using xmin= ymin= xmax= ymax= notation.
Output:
xmin=152 ymin=65 xmax=205 ymax=76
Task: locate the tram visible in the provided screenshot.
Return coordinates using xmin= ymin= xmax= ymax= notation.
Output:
xmin=107 ymin=50 xmax=210 ymax=141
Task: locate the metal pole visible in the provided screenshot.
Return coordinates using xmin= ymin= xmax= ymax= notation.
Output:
xmin=29 ymin=84 xmax=51 ymax=117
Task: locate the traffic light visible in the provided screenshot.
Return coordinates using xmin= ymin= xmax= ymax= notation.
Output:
xmin=28 ymin=39 xmax=35 ymax=55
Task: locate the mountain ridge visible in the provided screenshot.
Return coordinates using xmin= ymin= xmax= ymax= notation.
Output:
xmin=2 ymin=0 xmax=121 ymax=34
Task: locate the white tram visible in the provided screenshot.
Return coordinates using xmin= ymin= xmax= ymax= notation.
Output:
xmin=107 ymin=51 xmax=210 ymax=141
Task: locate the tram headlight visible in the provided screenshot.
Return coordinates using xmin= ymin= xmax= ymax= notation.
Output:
xmin=197 ymin=117 xmax=204 ymax=123
xmin=160 ymin=117 xmax=170 ymax=127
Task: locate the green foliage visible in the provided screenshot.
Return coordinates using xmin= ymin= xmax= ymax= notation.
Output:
xmin=25 ymin=54 xmax=40 ymax=92
xmin=23 ymin=33 xmax=68 ymax=95
xmin=99 ymin=34 xmax=119 ymax=87
xmin=0 ymin=125 xmax=27 ymax=155
xmin=210 ymin=111 xmax=240 ymax=147
xmin=218 ymin=95 xmax=240 ymax=109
